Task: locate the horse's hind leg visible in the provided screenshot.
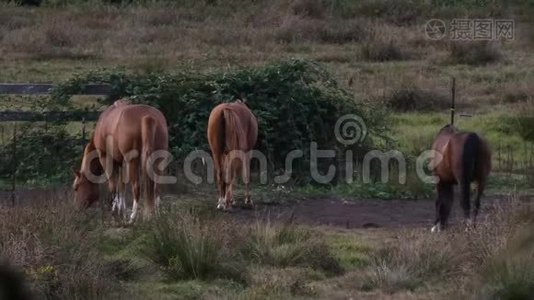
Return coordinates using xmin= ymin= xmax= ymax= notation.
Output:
xmin=224 ymin=170 xmax=236 ymax=211
xmin=214 ymin=154 xmax=226 ymax=210
xmin=459 ymin=176 xmax=474 ymax=231
xmin=432 ymin=181 xmax=454 ymax=232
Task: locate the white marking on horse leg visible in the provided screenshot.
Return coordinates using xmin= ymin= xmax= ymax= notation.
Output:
xmin=119 ymin=195 xmax=127 ymax=219
xmin=217 ymin=197 xmax=225 ymax=210
xmin=129 ymin=200 xmax=138 ymax=224
xmin=155 ymin=196 xmax=161 ymax=216
xmin=111 ymin=195 xmax=119 ymax=214
xmin=431 ymin=224 xmax=441 ymax=233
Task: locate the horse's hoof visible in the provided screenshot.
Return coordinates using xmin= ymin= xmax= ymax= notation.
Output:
xmin=216 ymin=203 xmax=225 ymax=210
xmin=431 ymin=225 xmax=441 ymax=233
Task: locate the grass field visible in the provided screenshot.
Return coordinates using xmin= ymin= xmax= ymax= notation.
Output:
xmin=1 ymin=0 xmax=534 ymax=299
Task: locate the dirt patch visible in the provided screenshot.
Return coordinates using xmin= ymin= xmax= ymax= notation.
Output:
xmin=231 ymin=195 xmax=519 ymax=229
xmin=1 ymin=187 xmax=526 ymax=230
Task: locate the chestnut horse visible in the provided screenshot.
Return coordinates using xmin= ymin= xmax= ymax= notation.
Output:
xmin=430 ymin=124 xmax=491 ymax=232
xmin=73 ymin=100 xmax=168 ymax=222
xmin=207 ymin=100 xmax=258 ymax=210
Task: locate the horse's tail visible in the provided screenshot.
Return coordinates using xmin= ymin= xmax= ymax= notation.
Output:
xmin=223 ymin=108 xmax=246 ymax=150
xmin=141 ymin=115 xmax=157 ymax=214
xmin=461 ymin=133 xmax=480 ymax=211
xmin=222 ymin=108 xmax=247 ymax=168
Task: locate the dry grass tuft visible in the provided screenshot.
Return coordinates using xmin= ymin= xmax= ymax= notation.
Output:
xmin=385 ymin=85 xmax=449 ymax=112
xmin=276 ymin=16 xmax=365 ymax=44
xmin=361 ymin=229 xmax=461 ymax=293
xmin=0 ymin=196 xmax=126 ymax=299
xmin=447 ymin=41 xmax=504 ymax=66
xmin=290 ymin=0 xmax=325 ymax=19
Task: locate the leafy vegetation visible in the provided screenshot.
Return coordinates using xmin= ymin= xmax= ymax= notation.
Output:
xmin=50 ymin=59 xmax=388 ymax=182
xmin=0 ymin=125 xmax=84 ymax=185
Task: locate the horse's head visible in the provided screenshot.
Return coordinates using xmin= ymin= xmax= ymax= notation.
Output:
xmin=72 ymin=169 xmax=100 ymax=209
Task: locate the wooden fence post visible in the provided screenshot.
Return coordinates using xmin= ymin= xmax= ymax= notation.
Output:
xmin=81 ymin=117 xmax=86 ymax=142
xmin=450 ymin=77 xmax=456 ymax=125
xmin=11 ymin=124 xmax=17 ymax=206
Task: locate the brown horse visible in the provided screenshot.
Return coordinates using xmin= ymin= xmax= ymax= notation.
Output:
xmin=207 ymin=100 xmax=258 ymax=210
xmin=430 ymin=124 xmax=491 ymax=232
xmin=73 ymin=100 xmax=168 ymax=222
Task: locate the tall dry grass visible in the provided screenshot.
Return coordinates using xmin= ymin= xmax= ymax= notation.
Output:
xmin=0 ymin=194 xmax=127 ymax=299
xmin=359 ymin=196 xmax=534 ymax=298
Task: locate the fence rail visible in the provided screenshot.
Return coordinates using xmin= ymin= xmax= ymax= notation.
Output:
xmin=0 ymin=83 xmax=111 ymax=95
xmin=0 ymin=111 xmax=99 ymax=122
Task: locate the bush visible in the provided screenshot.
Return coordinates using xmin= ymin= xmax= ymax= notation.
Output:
xmin=360 ymin=39 xmax=407 ymax=62
xmin=447 ymin=41 xmax=503 ymax=66
xmin=0 ymin=125 xmax=84 ymax=185
xmin=385 ymin=86 xmax=449 ymax=112
xmin=51 ymin=59 xmax=387 ymax=182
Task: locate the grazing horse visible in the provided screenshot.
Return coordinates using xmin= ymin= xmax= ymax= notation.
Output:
xmin=430 ymin=124 xmax=491 ymax=232
xmin=73 ymin=100 xmax=168 ymax=222
xmin=207 ymin=100 xmax=258 ymax=210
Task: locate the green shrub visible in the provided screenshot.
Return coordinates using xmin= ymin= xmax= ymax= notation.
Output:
xmin=51 ymin=59 xmax=388 ymax=182
xmin=0 ymin=125 xmax=83 ymax=185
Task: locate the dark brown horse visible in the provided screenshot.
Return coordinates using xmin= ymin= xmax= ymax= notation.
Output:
xmin=207 ymin=100 xmax=258 ymax=210
xmin=430 ymin=124 xmax=491 ymax=232
xmin=73 ymin=100 xmax=168 ymax=222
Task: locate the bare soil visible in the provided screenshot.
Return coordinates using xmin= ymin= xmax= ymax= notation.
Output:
xmin=1 ymin=188 xmax=526 ymax=230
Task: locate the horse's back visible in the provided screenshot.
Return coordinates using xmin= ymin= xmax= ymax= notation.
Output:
xmin=208 ymin=102 xmax=258 ymax=153
xmin=433 ymin=129 xmax=491 ymax=184
xmin=94 ymin=102 xmax=168 ymax=155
